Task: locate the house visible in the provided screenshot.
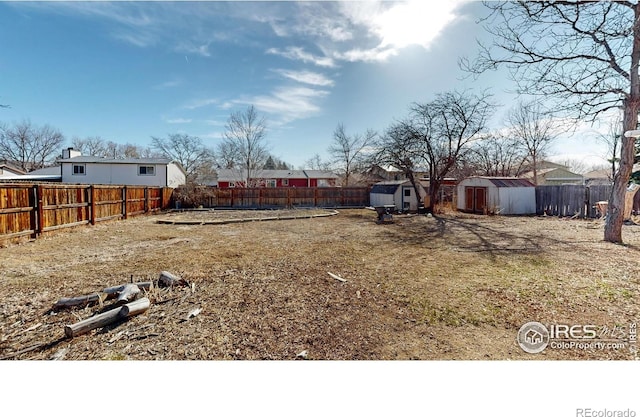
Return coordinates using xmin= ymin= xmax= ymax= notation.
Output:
xmin=369 ymin=180 xmax=423 ymax=212
xmin=59 ymin=155 xmax=186 ymax=188
xmin=216 ymin=169 xmax=338 ymax=188
xmin=518 ymin=161 xmax=583 ymax=185
xmin=457 ymin=176 xmax=536 ymax=215
xmin=0 ymin=163 xmax=25 ymax=178
xmin=584 ymin=168 xmax=613 ymax=186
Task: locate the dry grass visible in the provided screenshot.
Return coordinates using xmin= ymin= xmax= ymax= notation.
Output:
xmin=1 ymin=208 xmax=639 ymax=360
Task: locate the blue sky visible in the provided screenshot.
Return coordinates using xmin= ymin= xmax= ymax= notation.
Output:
xmin=0 ymin=0 xmax=610 ymax=169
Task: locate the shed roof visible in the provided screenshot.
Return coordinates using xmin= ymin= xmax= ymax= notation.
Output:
xmin=370 ymin=180 xmax=410 ymax=194
xmin=463 ymin=176 xmax=535 ymax=187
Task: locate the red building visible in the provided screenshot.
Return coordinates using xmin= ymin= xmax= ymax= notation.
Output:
xmin=216 ymin=169 xmax=338 ymax=188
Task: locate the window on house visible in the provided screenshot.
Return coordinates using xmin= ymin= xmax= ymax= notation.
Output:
xmin=404 ymin=189 xmax=411 ymax=197
xmin=72 ymin=164 xmax=85 ymax=175
xmin=138 ymin=165 xmax=155 ymax=176
xmin=266 ymin=179 xmax=277 ymax=188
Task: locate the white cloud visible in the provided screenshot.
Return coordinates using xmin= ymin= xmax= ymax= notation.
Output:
xmin=183 ymin=98 xmax=218 ymax=110
xmin=266 ymin=47 xmax=336 ymax=68
xmin=175 ymin=42 xmax=211 ymax=58
xmin=273 ymin=69 xmax=334 ymax=87
xmin=224 ymin=86 xmax=330 ymax=125
xmin=153 ymin=79 xmax=183 ymax=90
xmin=165 ymin=118 xmax=192 ymax=124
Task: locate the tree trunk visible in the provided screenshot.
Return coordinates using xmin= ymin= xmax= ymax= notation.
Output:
xmin=604 ymin=4 xmax=640 ymax=244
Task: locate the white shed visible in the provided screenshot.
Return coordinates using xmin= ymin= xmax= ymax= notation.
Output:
xmin=370 ymin=180 xmax=421 ymax=212
xmin=457 ymin=177 xmax=536 ymax=215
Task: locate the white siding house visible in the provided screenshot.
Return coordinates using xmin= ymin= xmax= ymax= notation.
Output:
xmin=59 ymin=156 xmax=186 ymax=188
xmin=370 ymin=180 xmax=422 ymax=212
xmin=457 ymin=177 xmax=536 ymax=215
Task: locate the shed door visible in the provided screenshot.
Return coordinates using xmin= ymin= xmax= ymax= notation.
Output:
xmin=464 ymin=186 xmax=487 ymax=213
xmin=465 ymin=187 xmax=474 ymax=211
xmin=474 ymin=187 xmax=487 ymax=213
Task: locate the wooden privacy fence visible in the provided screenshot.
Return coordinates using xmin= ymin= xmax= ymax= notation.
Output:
xmin=173 ymin=186 xmax=370 ymax=209
xmin=536 ymin=184 xmax=612 ymax=218
xmin=0 ymin=184 xmax=173 ymax=241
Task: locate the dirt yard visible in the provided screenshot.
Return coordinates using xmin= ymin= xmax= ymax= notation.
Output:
xmin=1 ymin=208 xmax=639 ymax=360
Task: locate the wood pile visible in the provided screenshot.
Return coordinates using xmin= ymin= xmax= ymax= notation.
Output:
xmin=54 ymin=270 xmax=190 ymax=339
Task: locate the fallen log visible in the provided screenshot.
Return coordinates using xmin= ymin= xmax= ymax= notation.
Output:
xmin=115 ymin=284 xmax=140 ymax=305
xmin=103 ymin=281 xmax=153 ymax=299
xmin=158 ymin=271 xmax=187 ymax=288
xmin=64 ymin=297 xmax=151 ymax=338
xmin=53 ymin=293 xmax=101 ymax=310
xmin=64 ymin=307 xmax=123 ymax=338
xmin=120 ymin=297 xmax=150 ymax=317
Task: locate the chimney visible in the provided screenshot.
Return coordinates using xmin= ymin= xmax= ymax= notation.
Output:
xmin=62 ymin=147 xmax=81 ymax=159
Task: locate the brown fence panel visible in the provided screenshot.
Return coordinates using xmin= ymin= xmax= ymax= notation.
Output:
xmin=0 ymin=184 xmax=36 ymax=239
xmin=40 ymin=185 xmax=91 ymax=232
xmin=93 ymin=186 xmax=125 ymax=222
xmin=167 ymin=185 xmax=371 ymax=209
xmin=126 ymin=186 xmax=147 ymax=216
xmin=215 ymin=188 xmax=233 ymax=207
xmin=0 ymin=183 xmax=172 ymax=241
xmin=342 ymin=187 xmax=370 ymax=207
xmin=232 ymin=188 xmax=260 ymax=208
xmin=260 ymin=188 xmax=289 ymax=208
xmin=290 ymin=187 xmax=315 ymax=207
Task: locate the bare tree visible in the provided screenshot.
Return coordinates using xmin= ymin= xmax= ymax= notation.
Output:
xmin=219 ymin=105 xmax=269 ymax=186
xmin=470 ymin=132 xmax=527 ymax=177
xmin=0 ymin=120 xmax=64 ymax=171
xmin=506 ymin=101 xmax=559 ymax=185
xmin=151 ymin=133 xmax=216 ymax=184
xmin=411 ymin=90 xmax=495 ymax=211
xmin=328 ymin=123 xmax=376 ymax=186
xmin=71 ymin=136 xmax=108 ymax=156
xmin=303 ymin=153 xmax=332 ymax=171
xmin=372 ymin=118 xmax=426 ymax=205
xmin=461 ymin=1 xmax=640 ymax=242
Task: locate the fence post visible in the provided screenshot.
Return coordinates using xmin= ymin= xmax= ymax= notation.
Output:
xmin=122 ymin=186 xmax=128 ymax=219
xmin=30 ymin=185 xmax=38 ymax=238
xmin=287 ymin=188 xmax=292 ymax=208
xmin=37 ymin=185 xmax=44 ymax=235
xmin=145 ymin=187 xmax=150 ymax=213
xmin=90 ymin=186 xmax=96 ymax=225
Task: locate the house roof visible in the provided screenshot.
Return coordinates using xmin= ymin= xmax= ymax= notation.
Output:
xmin=584 ymin=168 xmax=612 ymax=179
xmin=216 ymin=169 xmax=337 ymax=182
xmin=59 ymin=156 xmax=174 ymax=165
xmin=0 ymin=163 xmax=26 ymax=176
xmin=463 ymin=176 xmax=535 ymax=187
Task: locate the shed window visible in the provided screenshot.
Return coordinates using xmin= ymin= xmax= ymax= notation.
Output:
xmin=138 ymin=165 xmax=155 ymax=176
xmin=229 ymin=182 xmax=236 ymax=188
xmin=266 ymin=179 xmax=277 ymax=188
xmin=72 ymin=164 xmax=85 ymax=175
xmin=282 ymin=179 xmax=289 ymax=186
